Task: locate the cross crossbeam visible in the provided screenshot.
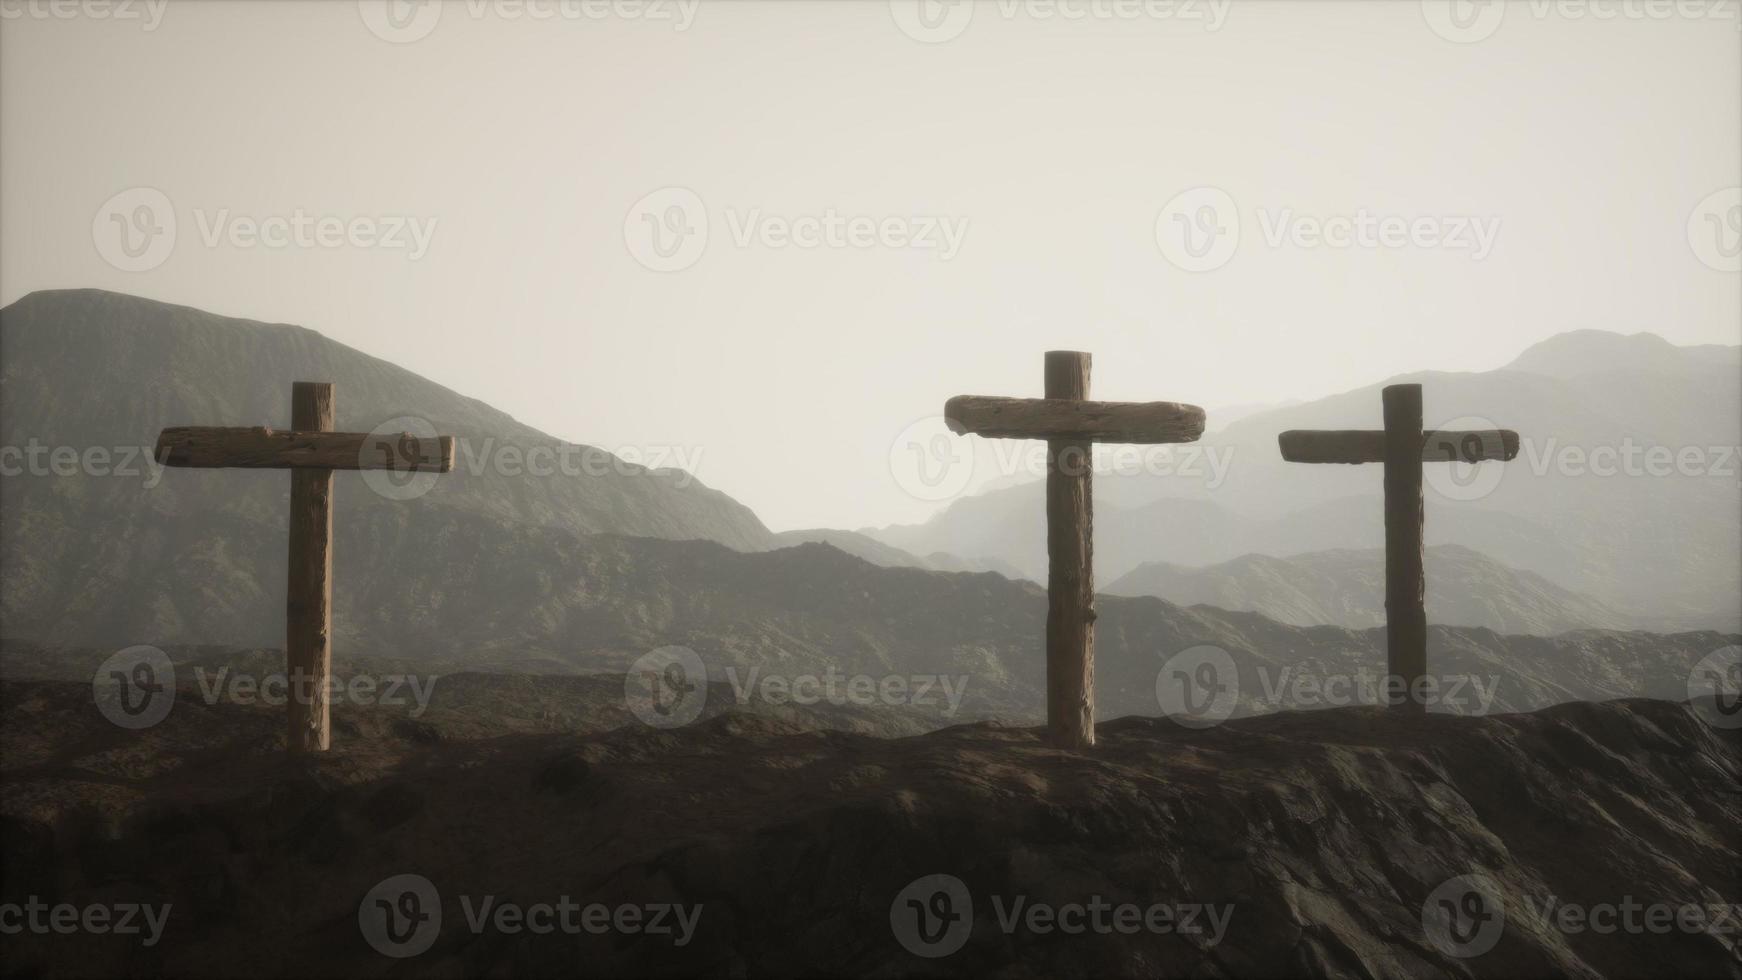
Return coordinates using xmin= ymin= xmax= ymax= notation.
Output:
xmin=156 ymin=427 xmax=454 ymax=471
xmin=945 ymin=351 xmax=1205 ymax=748
xmin=1278 ymin=429 xmax=1519 ymax=465
xmin=1277 ymin=383 xmax=1519 ymax=713
xmin=155 ymin=382 xmax=454 ymax=751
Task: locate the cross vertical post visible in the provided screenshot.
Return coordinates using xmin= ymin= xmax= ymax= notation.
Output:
xmin=287 ymin=382 xmax=336 ymax=751
xmin=1044 ymin=351 xmax=1095 ymax=748
xmin=1382 ymin=383 xmax=1426 ymax=713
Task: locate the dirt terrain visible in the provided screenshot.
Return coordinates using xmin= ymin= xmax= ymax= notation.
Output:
xmin=1 ymin=677 xmax=1738 ymax=978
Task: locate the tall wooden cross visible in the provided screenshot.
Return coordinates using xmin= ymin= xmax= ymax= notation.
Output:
xmin=945 ymin=351 xmax=1205 ymax=748
xmin=1278 ymin=383 xmax=1519 ymax=713
xmin=155 ymin=382 xmax=454 ymax=751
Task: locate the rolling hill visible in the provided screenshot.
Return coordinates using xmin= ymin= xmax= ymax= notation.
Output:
xmin=1106 ymin=545 xmax=1632 ymax=636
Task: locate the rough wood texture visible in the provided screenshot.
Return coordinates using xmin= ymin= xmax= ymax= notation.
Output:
xmin=1279 ymin=429 xmax=1519 ymax=464
xmin=945 ymin=396 xmax=1205 ymax=444
xmin=156 ymin=427 xmax=454 ymax=472
xmin=287 ymin=383 xmax=336 ymax=752
xmin=1382 ymin=384 xmax=1427 ymax=714
xmin=1044 ymin=351 xmax=1096 ymax=749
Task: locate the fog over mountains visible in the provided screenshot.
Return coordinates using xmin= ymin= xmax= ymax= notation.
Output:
xmin=1105 ymin=545 xmax=1632 ymax=637
xmin=865 ymin=329 xmax=1742 ymax=632
xmin=1 ymin=290 xmax=1736 ymax=722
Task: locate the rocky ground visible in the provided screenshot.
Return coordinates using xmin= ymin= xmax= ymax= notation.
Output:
xmin=1 ymin=676 xmax=1738 ymax=978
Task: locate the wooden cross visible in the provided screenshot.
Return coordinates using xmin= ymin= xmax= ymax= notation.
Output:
xmin=154 ymin=382 xmax=454 ymax=751
xmin=945 ymin=351 xmax=1205 ymax=748
xmin=1278 ymin=383 xmax=1519 ymax=713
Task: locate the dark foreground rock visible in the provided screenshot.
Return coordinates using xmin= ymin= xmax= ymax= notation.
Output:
xmin=1 ymin=680 xmax=1738 ymax=979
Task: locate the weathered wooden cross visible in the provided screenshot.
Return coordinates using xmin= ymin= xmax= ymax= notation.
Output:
xmin=945 ymin=351 xmax=1206 ymax=748
xmin=1278 ymin=383 xmax=1519 ymax=713
xmin=155 ymin=382 xmax=454 ymax=751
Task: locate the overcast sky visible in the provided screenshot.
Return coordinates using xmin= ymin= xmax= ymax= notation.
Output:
xmin=3 ymin=1 xmax=1738 ymax=531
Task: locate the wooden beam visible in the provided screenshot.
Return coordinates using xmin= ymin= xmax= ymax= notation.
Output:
xmin=156 ymin=427 xmax=455 ymax=472
xmin=1278 ymin=428 xmax=1519 ymax=464
xmin=1044 ymin=351 xmax=1095 ymax=750
xmin=286 ymin=383 xmax=335 ymax=752
xmin=1382 ymin=384 xmax=1427 ymax=714
xmin=945 ymin=395 xmax=1205 ymax=444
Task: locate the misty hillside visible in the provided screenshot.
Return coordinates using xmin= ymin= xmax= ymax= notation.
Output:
xmin=0 ymin=290 xmax=785 ymax=645
xmin=6 ymin=502 xmax=1733 ymax=726
xmin=865 ymin=330 xmax=1742 ymax=630
xmin=1106 ymin=545 xmax=1632 ymax=636
xmin=0 ymin=288 xmax=774 ymax=547
xmin=2 ymin=290 xmax=1733 ymax=726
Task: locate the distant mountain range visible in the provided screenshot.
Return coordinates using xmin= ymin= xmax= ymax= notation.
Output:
xmin=864 ymin=329 xmax=1742 ymax=631
xmin=2 ymin=290 xmax=1735 ymax=723
xmin=1106 ymin=544 xmax=1632 ymax=636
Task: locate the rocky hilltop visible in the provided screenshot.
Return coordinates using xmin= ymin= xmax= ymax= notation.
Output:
xmin=1 ymin=680 xmax=1736 ymax=978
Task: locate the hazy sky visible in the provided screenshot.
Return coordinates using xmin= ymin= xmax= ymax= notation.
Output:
xmin=3 ymin=0 xmax=1738 ymax=531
